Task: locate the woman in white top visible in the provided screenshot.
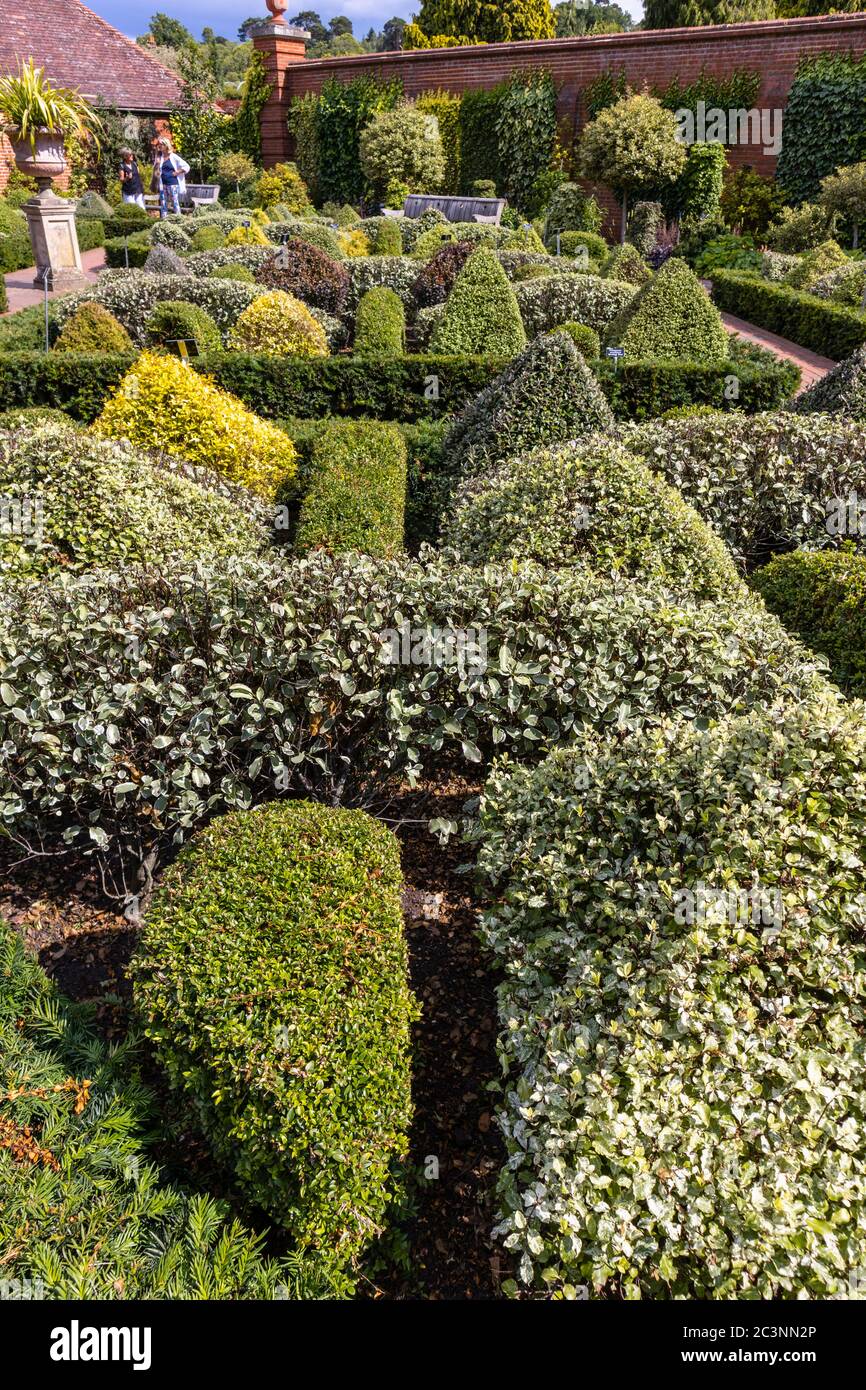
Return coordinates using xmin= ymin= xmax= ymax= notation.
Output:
xmin=153 ymin=137 xmax=190 ymax=219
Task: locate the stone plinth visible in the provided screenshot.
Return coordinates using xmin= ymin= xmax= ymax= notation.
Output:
xmin=22 ymin=188 xmax=88 ymax=290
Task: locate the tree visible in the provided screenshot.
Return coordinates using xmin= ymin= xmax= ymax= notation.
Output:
xmin=380 ymin=17 xmax=408 ymax=49
xmin=146 ymin=12 xmax=195 ymax=48
xmin=579 ymin=92 xmax=687 ymax=241
xmin=329 ymin=15 xmax=354 ymax=37
xmin=408 ymin=0 xmax=555 ymax=45
xmin=819 ymin=162 xmax=866 ymax=249
xmin=170 ymin=45 xmax=231 ymax=182
xmin=554 ymin=0 xmax=633 ymax=35
xmin=237 ymin=17 xmax=261 ymax=41
xmin=290 ymin=10 xmax=329 ymax=44
xmin=359 ymin=103 xmax=446 ymax=198
xmin=643 ymin=0 xmax=773 ymax=26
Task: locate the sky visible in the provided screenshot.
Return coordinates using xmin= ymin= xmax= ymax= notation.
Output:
xmin=93 ymin=1 xmax=645 ymax=45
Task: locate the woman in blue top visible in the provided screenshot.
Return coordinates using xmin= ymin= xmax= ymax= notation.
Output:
xmin=153 ymin=138 xmax=190 ymax=219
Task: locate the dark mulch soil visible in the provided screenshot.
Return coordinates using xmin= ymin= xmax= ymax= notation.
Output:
xmin=0 ymin=778 xmax=509 ymax=1301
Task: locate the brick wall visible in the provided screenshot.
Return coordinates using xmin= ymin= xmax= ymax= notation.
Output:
xmin=255 ymin=13 xmax=866 ymax=232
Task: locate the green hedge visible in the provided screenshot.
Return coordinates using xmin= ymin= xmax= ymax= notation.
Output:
xmin=0 ymin=216 xmax=103 ymax=275
xmin=104 ymin=231 xmax=151 ymax=269
xmin=295 ymin=418 xmax=407 ymax=557
xmin=711 ymin=270 xmax=866 ymax=360
xmin=132 ymin=801 xmax=416 ymax=1284
xmin=0 ymin=351 xmax=797 ymax=424
xmin=751 ymin=546 xmax=866 ymax=697
xmin=0 ymin=920 xmax=328 ymax=1299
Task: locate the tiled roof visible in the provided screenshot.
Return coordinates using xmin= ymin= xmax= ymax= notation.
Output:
xmin=0 ymin=0 xmax=182 ymax=112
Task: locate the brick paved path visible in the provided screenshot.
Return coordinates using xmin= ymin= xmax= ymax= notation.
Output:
xmin=720 ymin=310 xmax=835 ymax=392
xmin=2 ymin=247 xmax=106 ymax=314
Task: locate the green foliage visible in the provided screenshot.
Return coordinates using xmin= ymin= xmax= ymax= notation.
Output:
xmin=431 ymin=249 xmax=527 ymax=356
xmin=458 ymin=87 xmax=504 ymax=194
xmin=445 ymin=436 xmax=739 ymax=601
xmin=316 ymin=75 xmax=404 ymax=205
xmin=445 ymin=330 xmax=613 ymax=475
xmin=53 ymin=302 xmax=133 ymax=355
xmin=602 ymin=242 xmax=652 ymax=286
xmin=354 ymin=287 xmax=406 ymax=358
xmin=210 ymin=262 xmax=256 ymax=283
xmin=579 ymin=93 xmax=687 ymax=231
xmin=626 ymin=201 xmax=664 ymax=257
xmin=557 ymin=229 xmax=607 ymax=261
xmin=477 ymin=688 xmax=866 ymax=1299
xmin=513 ymin=271 xmax=630 ymax=335
xmin=795 ymin=344 xmax=866 ymax=421
xmin=548 ymin=321 xmax=600 ymax=357
xmin=623 ymin=409 xmax=866 ymax=567
xmin=255 ymin=162 xmax=310 ymax=213
xmin=0 ymin=421 xmax=263 ymax=579
xmin=57 ymin=274 xmax=261 ymax=344
xmin=170 ymin=45 xmax=232 ymax=183
xmin=605 ymin=257 xmax=729 ymax=362
xmin=752 ymin=547 xmax=866 ymax=696
xmin=235 ymin=50 xmax=271 ymax=162
xmin=544 ymin=182 xmax=604 ymax=242
xmin=288 ymin=93 xmax=321 ymax=205
xmin=416 ymin=90 xmax=462 ymax=192
xmin=693 ymin=232 xmax=762 ymax=276
xmin=670 ymin=141 xmax=725 ymax=222
xmin=495 ymin=71 xmax=558 ymax=216
xmin=145 ymin=300 xmax=223 ymax=354
xmin=597 ymin=354 xmax=797 ymax=418
xmin=296 ymin=419 xmax=408 ymax=556
xmin=766 ymin=202 xmax=838 ymax=254
xmin=410 ymin=0 xmax=555 ymax=43
xmin=0 ymin=922 xmax=323 ymax=1300
xmin=369 ymin=216 xmax=403 ymax=255
xmin=104 ymin=231 xmax=151 ymax=268
xmin=711 ymin=269 xmax=866 ymax=361
xmin=783 ymin=238 xmax=849 ymax=292
xmin=191 ymin=223 xmax=226 ymax=252
xmin=777 ymin=53 xmax=866 ymax=206
xmin=720 ymin=167 xmax=785 ymax=237
xmin=819 ymin=161 xmax=866 ymax=246
xmin=229 ymin=290 xmax=329 ymax=358
xmin=359 ymin=103 xmax=445 ymax=199
xmin=132 ymin=802 xmax=416 ymax=1284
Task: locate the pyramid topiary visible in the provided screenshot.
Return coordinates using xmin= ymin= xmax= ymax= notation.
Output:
xmin=795 ymin=344 xmax=866 ymax=422
xmin=604 ymin=256 xmax=729 ymax=362
xmin=52 ymin=301 xmax=134 ymax=354
xmin=143 ymin=243 xmax=191 ymax=277
xmin=430 ymin=248 xmax=527 ymax=356
xmin=444 ymin=330 xmax=613 ymax=475
xmin=602 ymin=242 xmax=652 ymax=287
xmin=75 ymin=189 xmax=114 ymax=220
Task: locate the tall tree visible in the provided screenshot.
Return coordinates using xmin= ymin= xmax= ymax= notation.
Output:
xmin=237 ymin=17 xmax=261 ymax=41
xmin=329 ymin=15 xmax=354 ymax=38
xmin=381 ymin=18 xmax=408 ymax=50
xmin=643 ymin=0 xmax=773 ymax=27
xmin=555 ymin=0 xmax=633 ymax=35
xmin=146 ymin=12 xmax=195 ymax=48
xmin=290 ymin=10 xmax=329 ymax=44
xmin=408 ymin=0 xmax=555 ymax=44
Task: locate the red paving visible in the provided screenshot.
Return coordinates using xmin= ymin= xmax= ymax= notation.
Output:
xmin=720 ymin=310 xmax=835 ymax=392
xmin=2 ymin=247 xmax=106 ymax=314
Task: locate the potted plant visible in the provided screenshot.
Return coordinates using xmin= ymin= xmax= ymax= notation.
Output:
xmin=0 ymin=59 xmax=100 ymax=190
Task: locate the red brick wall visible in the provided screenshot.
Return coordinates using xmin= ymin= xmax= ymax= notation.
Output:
xmin=257 ymin=13 xmax=866 ymax=232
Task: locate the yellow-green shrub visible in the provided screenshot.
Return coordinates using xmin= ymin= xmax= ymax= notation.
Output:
xmin=92 ymin=351 xmax=296 ymax=497
xmin=225 ymin=223 xmax=271 ymax=247
xmin=228 ymin=289 xmax=328 ymax=358
xmin=337 ymin=227 xmax=371 ymax=258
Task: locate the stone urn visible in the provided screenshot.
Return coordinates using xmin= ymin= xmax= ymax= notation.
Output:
xmin=8 ymin=127 xmax=67 ymax=191
xmin=5 ymin=128 xmax=87 ymax=290
xmin=265 ymin=0 xmax=288 ymax=20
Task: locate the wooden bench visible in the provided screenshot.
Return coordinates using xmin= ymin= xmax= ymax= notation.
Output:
xmin=403 ymin=194 xmax=506 ymax=226
xmin=182 ymin=183 xmax=220 ymax=211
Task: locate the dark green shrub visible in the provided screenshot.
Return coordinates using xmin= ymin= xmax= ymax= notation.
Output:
xmin=711 ymin=270 xmax=866 ymax=360
xmin=445 ymin=331 xmax=612 ymax=475
xmin=751 ymin=546 xmax=866 ymax=696
xmin=796 ymin=344 xmax=866 ymax=421
xmin=75 ymin=218 xmax=105 ymax=253
xmin=626 ymin=201 xmax=663 ymax=257
xmin=0 ymin=200 xmax=34 ymax=274
xmin=548 ymin=321 xmax=600 ymax=358
xmin=191 ymin=223 xmax=227 ymax=252
xmin=597 ymin=356 xmax=798 ymax=418
xmin=103 ymin=204 xmax=151 ymax=238
xmin=255 ymin=240 xmax=350 ymax=316
xmin=210 ymin=262 xmax=256 ymax=283
xmin=512 ymin=262 xmax=556 ymax=282
xmin=783 ymin=239 xmax=849 ymax=292
xmin=470 ymin=179 xmax=497 ymax=198
xmin=693 ymin=233 xmax=762 ymax=277
xmin=296 ymin=419 xmax=407 ymax=556
xmin=104 ymin=231 xmax=151 ymax=268
xmin=131 ymin=801 xmax=416 ymax=1281
xmin=556 ymin=230 xmax=607 ymax=262
xmin=0 ymin=303 xmax=61 ymax=352
xmin=605 ymin=257 xmax=729 ymax=362
xmin=445 ymin=437 xmax=741 ymax=603
xmin=544 ymin=182 xmax=603 ymax=240
xmin=369 ymin=217 xmax=403 ymax=255
xmin=353 ymin=287 xmax=406 ymax=358
xmin=514 ymin=272 xmax=636 ymax=337
xmin=145 ymin=301 xmax=222 ymax=354
xmin=430 ymin=249 xmax=526 ymax=356
xmin=75 ymin=189 xmax=113 ymax=219
xmin=53 ymin=302 xmax=134 ymax=355
xmin=602 ymin=242 xmax=652 ymax=286
xmin=0 ymin=275 xmax=8 ymax=314
xmin=0 ymin=922 xmax=324 ymax=1300
xmin=477 ymin=690 xmax=866 ymax=1298
xmin=776 ymin=52 xmax=866 ymax=205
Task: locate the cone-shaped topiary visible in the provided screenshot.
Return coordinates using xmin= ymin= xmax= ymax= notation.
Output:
xmin=93 ymin=352 xmax=297 ymax=497
xmin=228 ymin=289 xmax=329 ymax=358
xmin=444 ymin=436 xmax=742 ymax=603
xmin=430 ymin=248 xmax=527 ymax=356
xmin=444 ymin=330 xmax=613 ymax=475
xmin=52 ymin=301 xmax=135 ymax=354
xmin=76 ymin=189 xmax=114 ymax=220
xmin=145 ymin=300 xmax=222 ymax=354
xmin=602 ymin=242 xmax=652 ymax=287
xmin=795 ymin=344 xmax=866 ymax=421
xmin=604 ymin=256 xmax=729 ymax=362
xmin=143 ymin=243 xmax=191 ymax=277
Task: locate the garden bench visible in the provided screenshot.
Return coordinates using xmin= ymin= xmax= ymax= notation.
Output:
xmin=403 ymin=194 xmax=506 ymax=226
xmin=182 ymin=184 xmax=220 ymax=211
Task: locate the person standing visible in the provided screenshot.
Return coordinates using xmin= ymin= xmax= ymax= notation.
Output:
xmin=119 ymin=147 xmax=145 ymax=209
xmin=153 ymin=138 xmax=190 ymax=219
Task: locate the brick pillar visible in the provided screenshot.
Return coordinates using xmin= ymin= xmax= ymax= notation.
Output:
xmin=251 ymin=21 xmax=310 ymax=168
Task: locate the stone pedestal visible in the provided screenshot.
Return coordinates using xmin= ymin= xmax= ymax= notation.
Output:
xmin=22 ymin=188 xmax=88 ymax=291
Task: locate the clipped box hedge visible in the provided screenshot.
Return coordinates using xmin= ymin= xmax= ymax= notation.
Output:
xmin=711 ymin=269 xmax=866 ymax=360
xmin=295 ymin=419 xmax=408 ymax=557
xmin=131 ymin=801 xmax=417 ymax=1282
xmin=0 ymin=351 xmax=798 ymax=425
xmin=751 ymin=546 xmax=866 ymax=697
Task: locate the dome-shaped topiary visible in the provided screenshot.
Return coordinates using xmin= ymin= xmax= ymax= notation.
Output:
xmin=228 ymin=289 xmax=329 ymax=358
xmin=254 ymin=240 xmax=350 ymax=316
xmin=353 ymin=287 xmax=405 ymax=358
xmin=225 ymin=222 xmax=272 ymax=247
xmin=210 ymin=262 xmax=256 ymax=283
xmin=191 ymin=224 xmax=227 ymax=252
xmin=604 ymin=256 xmax=729 ymax=362
xmin=145 ymin=301 xmax=222 ymax=354
xmin=548 ymin=321 xmax=600 ymax=358
xmin=782 ymin=238 xmax=849 ymax=292
xmin=52 ymin=302 xmax=135 ymax=354
xmin=430 ymin=248 xmax=527 ymax=356
xmin=794 ymin=344 xmax=866 ymax=422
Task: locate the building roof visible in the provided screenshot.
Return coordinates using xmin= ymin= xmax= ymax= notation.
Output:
xmin=0 ymin=0 xmax=182 ymax=113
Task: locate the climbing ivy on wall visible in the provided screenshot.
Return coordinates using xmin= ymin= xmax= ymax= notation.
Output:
xmin=496 ymin=70 xmax=558 ymax=215
xmin=583 ymin=66 xmax=761 ymax=126
xmin=315 ymin=75 xmax=404 ymax=205
xmin=416 ymin=90 xmax=463 ymax=194
xmin=776 ymin=53 xmax=866 ymax=205
xmin=236 ymin=51 xmax=272 ymax=162
xmin=289 ymin=92 xmax=320 ymax=203
xmin=458 ymin=86 xmax=506 ymax=194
